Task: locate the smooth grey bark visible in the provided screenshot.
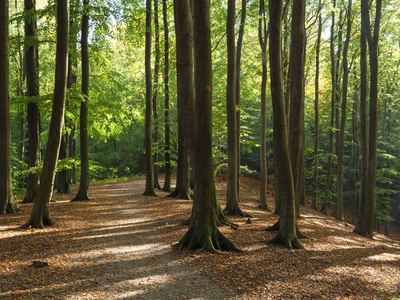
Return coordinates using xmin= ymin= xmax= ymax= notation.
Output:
xmin=72 ymin=0 xmax=90 ymax=201
xmin=162 ymin=0 xmax=171 ymax=192
xmin=23 ymin=0 xmax=40 ymax=204
xmin=143 ymin=0 xmax=156 ymax=196
xmin=176 ymin=0 xmax=239 ymax=253
xmin=0 ymin=0 xmax=19 ymax=214
xmin=267 ymin=0 xmax=303 ymax=250
xmin=23 ymin=0 xmax=69 ymax=228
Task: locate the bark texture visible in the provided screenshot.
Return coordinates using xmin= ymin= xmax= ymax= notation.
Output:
xmin=23 ymin=0 xmax=69 ymax=228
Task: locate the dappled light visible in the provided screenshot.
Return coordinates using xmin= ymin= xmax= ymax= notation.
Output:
xmin=1 ymin=178 xmax=400 ymax=299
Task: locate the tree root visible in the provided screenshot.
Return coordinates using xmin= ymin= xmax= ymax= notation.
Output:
xmin=176 ymin=226 xmax=242 ymax=253
xmin=142 ymin=189 xmax=156 ymax=196
xmin=22 ymin=214 xmax=56 ymax=229
xmin=264 ymin=219 xmax=280 ymax=231
xmin=267 ymin=232 xmax=304 ymax=250
xmin=223 ymin=207 xmax=253 ymax=218
xmin=258 ymin=203 xmax=273 ymax=212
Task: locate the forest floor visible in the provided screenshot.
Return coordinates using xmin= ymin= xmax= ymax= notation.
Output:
xmin=1 ymin=177 xmax=400 ymax=299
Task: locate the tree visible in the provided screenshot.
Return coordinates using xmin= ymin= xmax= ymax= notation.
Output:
xmin=0 ymin=0 xmax=19 ymax=214
xmin=176 ymin=0 xmax=239 ymax=253
xmin=311 ymin=0 xmax=322 ymax=211
xmin=224 ymin=0 xmax=250 ymax=217
xmin=267 ymin=0 xmax=303 ymax=250
xmin=72 ymin=0 xmax=90 ymax=201
xmin=152 ymin=0 xmax=161 ymax=190
xmin=162 ymin=0 xmax=171 ymax=192
xmin=335 ymin=0 xmax=352 ymax=222
xmin=258 ymin=0 xmax=271 ymax=211
xmin=23 ymin=0 xmax=69 ymax=228
xmin=356 ymin=0 xmax=382 ymax=238
xmin=23 ymin=0 xmax=41 ymax=204
xmin=170 ymin=0 xmax=195 ymax=200
xmin=288 ymin=0 xmax=305 ymax=216
xmin=143 ymin=0 xmax=156 ymax=196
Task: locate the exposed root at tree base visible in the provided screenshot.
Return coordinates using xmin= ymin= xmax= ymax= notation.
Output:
xmin=258 ymin=203 xmax=273 ymax=212
xmin=142 ymin=190 xmax=156 ymax=196
xmin=22 ymin=216 xmax=56 ymax=229
xmin=223 ymin=207 xmax=253 ymax=218
xmin=175 ymin=227 xmax=242 ymax=253
xmin=265 ymin=220 xmax=280 ymax=231
xmin=267 ymin=233 xmax=304 ymax=250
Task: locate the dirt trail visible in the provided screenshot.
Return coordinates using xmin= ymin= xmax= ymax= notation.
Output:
xmin=1 ymin=178 xmax=400 ymax=299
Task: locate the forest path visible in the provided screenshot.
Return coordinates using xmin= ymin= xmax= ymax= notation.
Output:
xmin=1 ymin=178 xmax=400 ymax=299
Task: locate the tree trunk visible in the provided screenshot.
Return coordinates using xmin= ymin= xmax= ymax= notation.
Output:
xmin=162 ymin=0 xmax=171 ymax=192
xmin=0 ymin=0 xmax=19 ymax=214
xmin=224 ymin=0 xmax=249 ymax=217
xmin=176 ymin=0 xmax=239 ymax=253
xmin=288 ymin=0 xmax=305 ymax=217
xmin=267 ymin=0 xmax=303 ymax=250
xmin=23 ymin=0 xmax=69 ymax=228
xmin=258 ymin=0 xmax=271 ymax=211
xmin=235 ymin=0 xmax=246 ymax=196
xmin=363 ymin=0 xmax=382 ymax=238
xmin=321 ymin=0 xmax=336 ymax=215
xmin=72 ymin=0 xmax=90 ymax=201
xmin=335 ymin=0 xmax=352 ymax=222
xmin=354 ymin=5 xmax=369 ymax=234
xmin=170 ymin=0 xmax=195 ymax=199
xmin=152 ymin=0 xmax=161 ymax=190
xmin=311 ymin=0 xmax=322 ymax=211
xmin=23 ymin=0 xmax=41 ymax=204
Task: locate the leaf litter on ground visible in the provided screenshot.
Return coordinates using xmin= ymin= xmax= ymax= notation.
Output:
xmin=0 ymin=177 xmax=399 ymax=299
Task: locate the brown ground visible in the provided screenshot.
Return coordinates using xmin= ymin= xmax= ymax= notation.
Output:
xmin=0 ymin=177 xmax=399 ymax=299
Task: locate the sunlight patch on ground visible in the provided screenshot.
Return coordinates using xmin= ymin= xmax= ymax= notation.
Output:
xmin=364 ymin=252 xmax=400 ymax=262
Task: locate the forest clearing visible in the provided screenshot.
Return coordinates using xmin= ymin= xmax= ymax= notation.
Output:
xmin=1 ymin=177 xmax=400 ymax=299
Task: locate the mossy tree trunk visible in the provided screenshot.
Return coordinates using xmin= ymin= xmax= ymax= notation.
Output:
xmin=267 ymin=0 xmax=303 ymax=250
xmin=0 ymin=0 xmax=19 ymax=214
xmin=23 ymin=0 xmax=69 ymax=228
xmin=176 ymin=0 xmax=239 ymax=253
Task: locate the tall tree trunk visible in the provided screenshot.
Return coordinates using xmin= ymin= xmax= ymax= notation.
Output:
xmin=23 ymin=0 xmax=41 ymax=204
xmin=267 ymin=0 xmax=303 ymax=250
xmin=72 ymin=0 xmax=90 ymax=201
xmin=224 ymin=0 xmax=249 ymax=217
xmin=312 ymin=0 xmax=322 ymax=211
xmin=23 ymin=0 xmax=69 ymax=228
xmin=335 ymin=0 xmax=352 ymax=222
xmin=354 ymin=4 xmax=368 ymax=234
xmin=288 ymin=0 xmax=305 ymax=216
xmin=351 ymin=78 xmax=359 ymax=225
xmin=143 ymin=0 xmax=156 ymax=196
xmin=162 ymin=0 xmax=171 ymax=192
xmin=176 ymin=0 xmax=239 ymax=253
xmin=258 ymin=0 xmax=271 ymax=211
xmin=321 ymin=0 xmax=336 ymax=215
xmin=235 ymin=0 xmax=247 ymax=195
xmin=170 ymin=0 xmax=195 ymax=199
xmin=363 ymin=0 xmax=382 ymax=238
xmin=152 ymin=0 xmax=161 ymax=189
xmin=0 ymin=0 xmax=19 ymax=214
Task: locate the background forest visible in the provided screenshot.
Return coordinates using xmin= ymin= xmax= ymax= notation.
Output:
xmin=3 ymin=0 xmax=400 ymax=237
